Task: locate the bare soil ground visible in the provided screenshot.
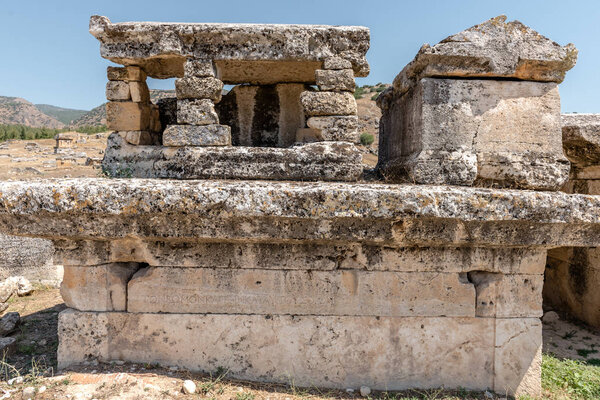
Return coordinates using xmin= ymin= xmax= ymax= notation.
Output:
xmin=0 ymin=288 xmax=597 ymax=399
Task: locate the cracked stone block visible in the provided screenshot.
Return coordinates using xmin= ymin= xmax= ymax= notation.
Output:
xmin=58 ymin=310 xmax=495 ymax=391
xmin=177 ymin=99 xmax=219 ymax=125
xmin=162 ymin=124 xmax=231 ymax=146
xmin=323 ymin=56 xmax=353 ymax=70
xmin=118 ymin=131 xmax=159 ymax=146
xmin=377 ymin=78 xmax=568 ymax=190
xmin=129 ymin=81 xmax=150 ymax=103
xmin=184 ymin=59 xmax=217 ymax=77
xmin=392 ymin=15 xmax=577 ymax=95
xmin=127 ymin=267 xmax=475 ymax=316
xmin=60 ymin=263 xmax=139 ymax=311
xmin=106 ymin=101 xmax=151 ymax=131
xmin=306 ymin=116 xmax=359 ymax=143
xmin=315 ymin=69 xmax=355 ymax=92
xmin=175 ymin=77 xmax=223 ymax=101
xmin=494 ymin=318 xmax=542 ymax=397
xmin=107 ymin=66 xmax=146 ymax=82
xmin=301 ymin=91 xmax=357 ymax=116
xmin=105 ymin=81 xmax=131 ymax=101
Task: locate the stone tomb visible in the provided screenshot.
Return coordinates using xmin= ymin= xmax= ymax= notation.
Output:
xmin=91 ymin=16 xmax=369 ymax=181
xmin=1 ymin=16 xmax=600 ymax=400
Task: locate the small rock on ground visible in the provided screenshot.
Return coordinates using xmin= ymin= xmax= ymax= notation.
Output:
xmin=543 ymin=311 xmax=560 ymax=323
xmin=0 ymin=337 xmax=16 ymax=356
xmin=0 ymin=312 xmax=20 ymax=336
xmin=182 ymin=379 xmax=196 ymax=394
xmin=22 ymin=387 xmax=35 ymax=400
xmin=360 ymin=386 xmax=371 ymax=396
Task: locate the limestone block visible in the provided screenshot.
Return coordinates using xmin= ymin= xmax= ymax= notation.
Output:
xmin=216 ymin=83 xmax=307 ymax=147
xmin=315 ymin=69 xmax=355 ymax=92
xmin=117 ymin=131 xmax=158 ymax=146
xmin=106 ymin=102 xmax=151 ymax=131
xmin=494 ymin=318 xmax=542 ymax=397
xmin=107 ymin=66 xmax=146 ymax=82
xmin=392 ymin=15 xmax=577 ymax=95
xmin=129 ymin=81 xmax=150 ymax=103
xmin=90 ymin=16 xmax=370 ymax=80
xmin=177 ymin=99 xmax=219 ymax=125
xmin=301 ymin=91 xmax=357 ymax=116
xmin=127 ymin=267 xmax=475 ymax=316
xmin=377 ymin=78 xmax=568 ymax=190
xmin=469 ymin=273 xmax=543 ymax=318
xmin=162 ymin=124 xmax=231 ymax=146
xmin=105 ymin=81 xmax=131 ymax=101
xmin=150 ymin=104 xmax=161 ymax=132
xmin=60 ymin=263 xmax=139 ymax=311
xmin=295 ymin=128 xmax=322 ymax=143
xmin=323 ymin=57 xmax=353 ymax=70
xmin=184 ymin=59 xmax=217 ymax=77
xmin=175 ymin=77 xmax=223 ymax=101
xmin=59 ymin=310 xmax=497 ymax=392
xmin=306 ymin=116 xmax=359 ymax=143
xmin=103 ymin=132 xmax=363 ymax=181
xmin=562 ymin=113 xmax=600 ymax=168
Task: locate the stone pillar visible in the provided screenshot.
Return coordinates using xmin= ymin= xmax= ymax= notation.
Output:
xmin=376 ymin=16 xmax=577 ymax=190
xmin=297 ymin=57 xmax=359 ymax=144
xmin=163 ymin=59 xmax=231 ymax=146
xmin=545 ymin=114 xmax=600 ymax=328
xmin=105 ymin=66 xmax=160 ymax=145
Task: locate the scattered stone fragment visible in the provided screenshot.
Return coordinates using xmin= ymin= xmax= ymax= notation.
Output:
xmin=182 ymin=380 xmax=196 ymax=394
xmin=360 ymin=386 xmax=371 ymax=396
xmin=542 ymin=311 xmax=560 ymax=324
xmin=0 ymin=337 xmax=16 ymax=357
xmin=22 ymin=387 xmax=35 ymax=400
xmin=7 ymin=376 xmax=23 ymax=385
xmin=0 ymin=312 xmax=20 ymax=336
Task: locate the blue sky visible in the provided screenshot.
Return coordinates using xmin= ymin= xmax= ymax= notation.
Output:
xmin=0 ymin=0 xmax=598 ymax=112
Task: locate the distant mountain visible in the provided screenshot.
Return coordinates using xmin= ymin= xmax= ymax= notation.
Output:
xmin=35 ymin=104 xmax=88 ymax=125
xmin=0 ymin=96 xmax=65 ymax=129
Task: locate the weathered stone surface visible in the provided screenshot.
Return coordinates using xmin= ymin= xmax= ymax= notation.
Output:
xmin=127 ymin=268 xmax=475 ymax=316
xmin=162 ymin=124 xmax=231 ymax=146
xmin=58 ymin=310 xmax=495 ymax=390
xmin=106 ymin=102 xmax=150 ymax=131
xmin=118 ymin=131 xmax=158 ymax=146
xmin=105 ymin=81 xmax=130 ymax=101
xmin=306 ymin=116 xmax=359 ymax=143
xmin=175 ymin=77 xmax=223 ymax=101
xmin=60 ymin=263 xmax=139 ymax=311
xmin=0 ymin=337 xmax=16 ymax=357
xmin=101 ymin=133 xmax=362 ymax=181
xmin=0 ymin=312 xmax=20 ymax=336
xmin=323 ymin=57 xmax=352 ymax=70
xmin=90 ymin=16 xmax=370 ymax=81
xmin=177 ymin=99 xmax=219 ymax=125
xmin=52 ymin=240 xmax=546 ymax=275
xmin=494 ymin=318 xmax=542 ymax=397
xmin=562 ymin=113 xmax=600 ymax=168
xmin=3 ymin=178 xmax=600 ymax=248
xmin=315 ymin=69 xmax=355 ymax=92
xmin=217 ymin=84 xmax=308 ymax=147
xmin=184 ymin=59 xmax=216 ymax=77
xmin=392 ymin=15 xmax=577 ymax=95
xmin=129 ymin=81 xmax=150 ymax=103
xmin=301 ymin=91 xmax=357 ymax=116
xmin=469 ymin=273 xmax=543 ymax=318
xmin=377 ymin=78 xmax=568 ymax=190
xmin=107 ymin=66 xmax=146 ymax=82
xmin=0 ymin=234 xmax=58 ymax=284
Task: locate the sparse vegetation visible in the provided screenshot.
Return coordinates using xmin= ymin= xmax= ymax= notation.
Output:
xmin=74 ymin=125 xmax=107 ymax=134
xmin=542 ymin=353 xmax=600 ymax=399
xmin=360 ymin=132 xmax=375 ymax=146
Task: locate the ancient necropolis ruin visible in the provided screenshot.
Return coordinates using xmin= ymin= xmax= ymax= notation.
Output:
xmin=1 ymin=15 xmax=600 ymax=399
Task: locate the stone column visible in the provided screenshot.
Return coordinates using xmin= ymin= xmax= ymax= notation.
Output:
xmin=376 ymin=16 xmax=577 ymax=190
xmin=162 ymin=59 xmax=231 ymax=146
xmin=297 ymin=57 xmax=359 ymax=143
xmin=105 ymin=66 xmax=160 ymax=145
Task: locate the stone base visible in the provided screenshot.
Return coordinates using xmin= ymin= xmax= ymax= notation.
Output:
xmin=58 ymin=309 xmax=541 ymax=396
xmin=102 ymin=133 xmax=363 ymax=181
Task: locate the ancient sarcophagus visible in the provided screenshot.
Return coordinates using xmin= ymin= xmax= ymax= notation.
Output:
xmin=91 ymin=15 xmax=369 ymax=181
xmin=0 ymin=15 xmax=599 ymax=399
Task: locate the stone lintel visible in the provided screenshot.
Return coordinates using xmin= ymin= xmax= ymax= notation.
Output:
xmin=90 ymin=16 xmax=370 ymax=80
